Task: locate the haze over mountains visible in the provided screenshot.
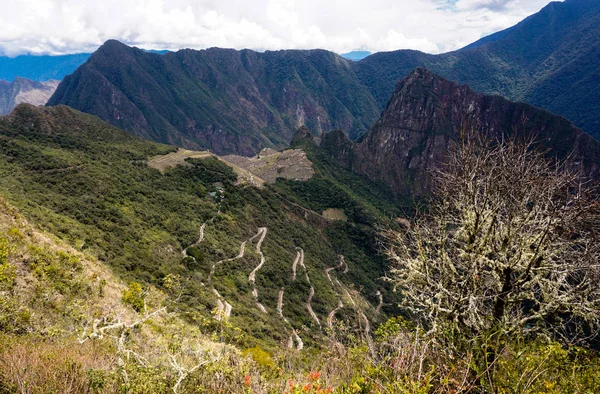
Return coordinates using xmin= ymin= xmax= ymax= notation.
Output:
xmin=0 ymin=53 xmax=91 ymax=82
xmin=46 ymin=0 xmax=600 ymax=155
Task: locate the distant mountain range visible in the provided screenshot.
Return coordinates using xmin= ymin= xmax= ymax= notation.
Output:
xmin=341 ymin=51 xmax=372 ymax=61
xmin=48 ymin=43 xmax=379 ymax=155
xmin=0 ymin=77 xmax=59 ymax=115
xmin=0 ymin=53 xmax=91 ymax=82
xmin=354 ymin=0 xmax=600 ymax=142
xmin=46 ymin=0 xmax=600 ymax=155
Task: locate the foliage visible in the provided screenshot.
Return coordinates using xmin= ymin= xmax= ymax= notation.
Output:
xmin=0 ymin=237 xmax=15 ymax=291
xmin=243 ymin=346 xmax=275 ymax=370
xmin=0 ymin=105 xmax=395 ymax=349
xmin=122 ymin=282 xmax=145 ymax=312
xmin=387 ymin=132 xmax=600 ymax=373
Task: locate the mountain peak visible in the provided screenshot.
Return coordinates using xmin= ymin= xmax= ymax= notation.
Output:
xmin=94 ymin=39 xmax=134 ymax=58
xmin=329 ymin=69 xmax=600 ymax=196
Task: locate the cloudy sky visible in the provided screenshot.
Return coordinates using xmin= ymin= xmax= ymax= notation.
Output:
xmin=1 ymin=0 xmax=557 ymax=56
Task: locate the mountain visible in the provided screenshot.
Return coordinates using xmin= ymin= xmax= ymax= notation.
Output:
xmin=0 ymin=103 xmax=400 ymax=349
xmin=354 ymin=0 xmax=600 ymax=140
xmin=0 ymin=53 xmax=91 ymax=81
xmin=48 ymin=41 xmax=380 ymax=155
xmin=321 ymin=68 xmax=600 ymax=196
xmin=0 ymin=77 xmax=59 ymax=115
xmin=47 ymin=0 xmax=600 ymax=154
xmin=341 ymin=51 xmax=372 ymax=61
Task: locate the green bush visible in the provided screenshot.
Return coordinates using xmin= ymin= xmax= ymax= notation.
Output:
xmin=122 ymin=282 xmax=145 ymax=312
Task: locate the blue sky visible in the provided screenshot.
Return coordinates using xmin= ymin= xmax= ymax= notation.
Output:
xmin=0 ymin=0 xmax=557 ymax=56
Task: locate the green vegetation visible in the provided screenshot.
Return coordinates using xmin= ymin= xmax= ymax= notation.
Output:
xmin=0 ymin=104 xmax=398 ymax=350
xmin=48 ymin=41 xmax=380 ymax=155
xmin=0 ymin=106 xmax=598 ymax=392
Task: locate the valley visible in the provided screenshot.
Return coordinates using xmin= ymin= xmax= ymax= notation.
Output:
xmin=1 ymin=0 xmax=600 ymax=392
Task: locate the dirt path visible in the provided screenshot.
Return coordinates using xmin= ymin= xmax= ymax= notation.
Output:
xmin=208 ymin=241 xmax=247 ymax=282
xmin=182 ymin=222 xmax=206 ymax=258
xmin=248 ymin=227 xmax=268 ymax=314
xmin=248 ymin=227 xmax=268 ymax=283
xmin=306 ymin=286 xmax=321 ymax=329
xmin=291 ymin=249 xmax=301 ymax=281
xmin=280 ymin=249 xmax=307 ymax=349
xmin=325 ymin=257 xmax=350 ymax=328
xmin=324 ymin=255 xmax=372 ymax=337
xmin=325 ymin=255 xmax=347 ymax=284
xmin=277 ymin=287 xmax=288 ymax=323
xmin=213 ymin=289 xmax=233 ymax=320
xmin=327 ymin=300 xmax=344 ymax=328
xmin=287 ymin=329 xmax=304 ymax=350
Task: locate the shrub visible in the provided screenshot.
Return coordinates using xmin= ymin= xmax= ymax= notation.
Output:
xmin=122 ymin=282 xmax=145 ymax=312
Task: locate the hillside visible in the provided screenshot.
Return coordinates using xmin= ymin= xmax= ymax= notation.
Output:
xmin=48 ymin=41 xmax=380 ymax=155
xmin=0 ymin=77 xmax=59 ymax=115
xmin=0 ymin=104 xmax=401 ymax=351
xmin=322 ymin=68 xmax=600 ymax=196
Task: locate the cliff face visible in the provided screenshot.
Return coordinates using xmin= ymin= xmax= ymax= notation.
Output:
xmin=323 ymin=68 xmax=600 ymax=196
xmin=0 ymin=78 xmax=59 ymax=115
xmin=48 ymin=40 xmax=379 ymax=156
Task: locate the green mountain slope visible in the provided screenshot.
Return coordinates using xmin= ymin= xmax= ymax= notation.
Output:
xmin=0 ymin=104 xmax=399 ymax=349
xmin=48 ymin=41 xmax=380 ymax=155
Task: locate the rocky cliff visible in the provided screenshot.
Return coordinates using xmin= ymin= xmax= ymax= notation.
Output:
xmin=322 ymin=68 xmax=600 ymax=196
xmin=0 ymin=78 xmax=59 ymax=115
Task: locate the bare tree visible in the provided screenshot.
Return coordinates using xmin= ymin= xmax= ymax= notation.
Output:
xmin=387 ymin=131 xmax=600 ymax=351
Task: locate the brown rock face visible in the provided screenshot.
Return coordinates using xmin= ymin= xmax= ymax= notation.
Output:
xmin=0 ymin=78 xmax=59 ymax=115
xmin=323 ymin=68 xmax=600 ymax=196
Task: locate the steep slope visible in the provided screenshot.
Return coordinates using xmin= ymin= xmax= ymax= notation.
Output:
xmin=0 ymin=104 xmax=396 ymax=349
xmin=48 ymin=41 xmax=380 ymax=155
xmin=354 ymin=0 xmax=600 ymax=139
xmin=0 ymin=53 xmax=91 ymax=81
xmin=322 ymin=68 xmax=600 ymax=196
xmin=0 ymin=77 xmax=59 ymax=115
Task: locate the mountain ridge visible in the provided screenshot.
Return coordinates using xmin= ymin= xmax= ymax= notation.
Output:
xmin=47 ymin=0 xmax=600 ymax=154
xmin=48 ymin=40 xmax=380 ymax=155
xmin=321 ymin=68 xmax=600 ymax=196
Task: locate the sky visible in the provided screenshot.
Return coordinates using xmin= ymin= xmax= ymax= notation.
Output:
xmin=0 ymin=0 xmax=558 ymax=57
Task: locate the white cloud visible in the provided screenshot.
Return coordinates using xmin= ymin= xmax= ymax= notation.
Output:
xmin=0 ymin=0 xmax=558 ymax=56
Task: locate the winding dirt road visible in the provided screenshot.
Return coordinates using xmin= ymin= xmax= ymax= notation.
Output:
xmin=324 ymin=255 xmax=372 ymax=336
xmin=182 ymin=223 xmax=206 ymax=258
xmin=306 ymin=286 xmax=321 ymax=329
xmin=248 ymin=227 xmax=268 ymax=314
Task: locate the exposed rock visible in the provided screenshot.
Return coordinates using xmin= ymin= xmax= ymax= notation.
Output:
xmin=0 ymin=78 xmax=59 ymax=115
xmin=323 ymin=68 xmax=600 ymax=196
xmin=223 ymin=148 xmax=314 ymax=184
